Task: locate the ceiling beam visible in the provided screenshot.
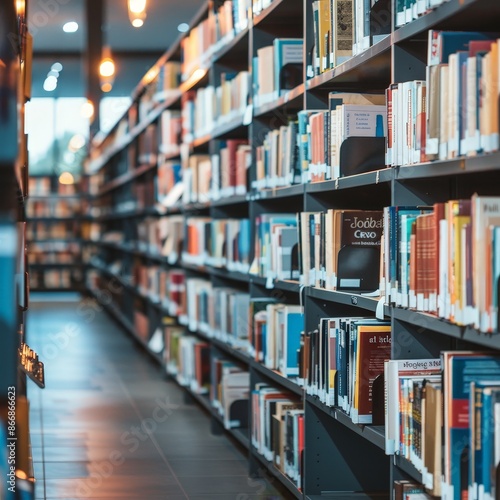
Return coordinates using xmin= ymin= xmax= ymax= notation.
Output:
xmin=85 ymin=0 xmax=103 ymax=138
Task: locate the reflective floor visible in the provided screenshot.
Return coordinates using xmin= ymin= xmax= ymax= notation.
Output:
xmin=27 ymin=294 xmax=286 ymax=499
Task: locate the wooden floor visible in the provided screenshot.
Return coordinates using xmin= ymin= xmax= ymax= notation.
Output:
xmin=27 ymin=294 xmax=287 ymax=499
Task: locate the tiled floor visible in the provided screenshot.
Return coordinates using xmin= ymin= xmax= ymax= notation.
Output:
xmin=27 ymin=294 xmax=287 ymax=499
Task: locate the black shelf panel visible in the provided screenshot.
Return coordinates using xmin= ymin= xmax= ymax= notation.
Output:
xmin=28 ymin=238 xmax=81 ymax=244
xmin=251 ymin=275 xmax=301 ymax=292
xmin=250 ymin=448 xmax=302 ymax=500
xmin=305 ymin=395 xmax=386 ymax=451
xmin=251 ymin=184 xmax=305 ymax=200
xmin=305 ymin=169 xmax=393 ymax=193
xmin=92 ymin=240 xmax=172 ymax=264
xmin=393 ymin=455 xmax=422 ymax=483
xmin=212 ymin=338 xmax=252 ymax=365
xmin=306 ymin=288 xmax=384 ymax=314
xmin=393 ymin=0 xmax=500 ymax=44
xmin=180 ymin=201 xmax=211 ymax=213
xmin=96 ymin=163 xmax=157 ymax=197
xmin=228 ymin=427 xmax=250 ymax=450
xmin=95 ymin=206 xmax=165 ymax=221
xmin=253 ymin=84 xmax=305 ymax=118
xmin=211 ymin=113 xmax=248 ymax=140
xmin=253 ymin=0 xmax=303 ymax=29
xmin=210 ymin=193 xmax=249 ymax=207
xmin=179 ymin=260 xmax=210 ymax=275
xmin=306 ymin=35 xmax=391 ymax=90
xmin=209 ymin=266 xmax=251 ymax=283
xmin=395 ymin=152 xmax=500 ymax=181
xmin=307 ymin=494 xmax=389 ymax=499
xmin=251 ymin=361 xmax=302 ymax=396
xmin=391 ymin=308 xmax=500 ymax=349
xmin=212 ymin=26 xmax=249 ymax=64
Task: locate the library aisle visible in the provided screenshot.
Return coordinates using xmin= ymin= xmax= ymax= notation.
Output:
xmin=27 ymin=294 xmax=285 ymax=500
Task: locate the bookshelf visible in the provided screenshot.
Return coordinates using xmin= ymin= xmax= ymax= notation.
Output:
xmin=0 ymin=1 xmax=39 ymax=498
xmin=27 ymin=176 xmax=87 ymax=291
xmin=84 ymin=0 xmax=500 ymax=498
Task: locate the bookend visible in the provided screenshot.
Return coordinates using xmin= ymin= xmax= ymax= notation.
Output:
xmin=279 ymin=63 xmax=303 ymax=93
xmin=339 ymin=136 xmax=386 ymax=177
xmin=370 ymin=0 xmax=391 ymax=45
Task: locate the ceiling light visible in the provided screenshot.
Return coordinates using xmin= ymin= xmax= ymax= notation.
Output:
xmin=59 ymin=172 xmax=75 ymax=185
xmin=51 ymin=62 xmax=63 ymax=72
xmin=99 ymin=59 xmax=115 ymax=78
xmin=63 ymin=21 xmax=79 ymax=33
xmin=43 ymin=76 xmax=57 ymax=92
xmin=101 ymin=82 xmax=113 ymax=93
xmin=128 ymin=0 xmax=146 ymax=28
xmin=177 ymin=23 xmax=189 ymax=33
xmin=69 ymin=134 xmax=86 ymax=152
xmin=81 ymin=100 xmax=94 ymax=119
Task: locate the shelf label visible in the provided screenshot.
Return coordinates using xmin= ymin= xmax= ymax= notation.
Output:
xmin=243 ymin=104 xmax=253 ymax=125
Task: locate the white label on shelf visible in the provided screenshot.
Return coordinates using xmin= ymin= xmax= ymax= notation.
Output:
xmin=375 ymin=298 xmax=385 ymax=320
xmin=243 ymin=104 xmax=253 ymax=125
xmin=416 ymin=293 xmax=424 ymax=311
xmin=306 ymin=65 xmax=314 ymax=78
xmin=265 ymin=275 xmax=274 ymax=289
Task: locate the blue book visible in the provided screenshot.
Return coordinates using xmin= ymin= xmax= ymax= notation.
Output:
xmin=283 ymin=307 xmax=303 ymax=377
xmin=444 ymin=352 xmax=500 ymax=500
xmin=273 ymin=38 xmax=303 ymax=96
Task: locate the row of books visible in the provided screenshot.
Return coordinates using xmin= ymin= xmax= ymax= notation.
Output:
xmin=27 ymin=222 xmax=80 ymax=240
xmin=159 ymin=110 xmax=181 ymax=156
xmin=182 ymin=216 xmax=251 ymax=272
xmin=382 ymin=195 xmax=500 ymax=333
xmin=251 ymin=213 xmax=299 ymax=281
xmin=28 ymin=243 xmax=80 ymax=264
xmin=211 ymin=357 xmax=249 ymax=430
xmin=251 ymin=302 xmax=303 ymax=378
xmin=158 ymin=141 xmax=250 ymax=205
xmin=253 ymin=39 xmax=303 ymax=107
xmin=251 ymin=384 xmax=304 ymax=488
xmin=163 ymin=325 xmax=210 ymax=394
xmin=29 ymin=269 xmax=78 ymax=289
xmin=395 ymin=0 xmax=455 ymax=28
xmin=181 ymin=71 xmax=250 ymax=143
xmin=181 ymin=0 xmax=252 ymax=80
xmin=28 ymin=177 xmax=76 ymax=196
xmin=298 ymin=209 xmax=382 ymax=292
xmin=385 ymin=353 xmax=500 ymax=500
xmin=300 ymin=316 xmax=391 ymax=424
xmin=27 ymin=199 xmax=81 ymax=218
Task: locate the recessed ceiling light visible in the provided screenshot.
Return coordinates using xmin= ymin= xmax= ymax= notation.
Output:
xmin=132 ymin=18 xmax=144 ymax=27
xmin=51 ymin=62 xmax=63 ymax=72
xmin=43 ymin=76 xmax=57 ymax=92
xmin=177 ymin=23 xmax=189 ymax=33
xmin=47 ymin=70 xmax=59 ymax=78
xmin=63 ymin=21 xmax=78 ymax=33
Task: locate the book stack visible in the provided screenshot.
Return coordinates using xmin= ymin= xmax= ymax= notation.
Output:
xmin=155 ymin=61 xmax=181 ymax=101
xmin=210 ymin=287 xmax=251 ymax=350
xmin=216 ymin=71 xmax=250 ymax=124
xmin=425 ymin=31 xmax=500 ymax=161
xmin=252 ymin=213 xmax=299 ymax=281
xmin=182 ymin=154 xmax=212 ymax=204
xmin=183 ymin=216 xmax=251 ymax=272
xmin=253 ymin=120 xmax=300 ymax=190
xmin=176 ymin=336 xmax=211 ymax=394
xmin=302 ymin=317 xmax=391 ymax=423
xmin=212 ymin=139 xmax=250 ymax=199
xmin=395 ymin=0 xmax=458 ymax=28
xmin=161 ymin=269 xmax=187 ymax=318
xmin=156 ymin=160 xmax=182 ymax=206
xmin=137 ymin=123 xmax=158 ymax=164
xmin=159 ymin=110 xmax=181 ymax=156
xmin=251 ymin=303 xmax=303 ymax=378
xmin=253 ymin=39 xmax=303 ymax=107
xmin=310 ymin=0 xmax=354 ymax=76
xmin=211 ymin=357 xmax=250 ymax=430
xmin=382 ymin=195 xmax=500 ymax=333
xmin=251 ymin=384 xmax=304 ymax=487
xmin=164 ymin=325 xmax=186 ymax=375
xmin=300 ymin=94 xmax=386 ymax=182
xmin=299 ymin=209 xmax=383 ymax=292
xmin=252 ymin=0 xmax=273 ymax=16
xmin=186 ymin=277 xmax=213 ymax=333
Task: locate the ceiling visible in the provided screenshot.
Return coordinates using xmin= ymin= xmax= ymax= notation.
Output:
xmin=28 ymin=0 xmax=205 ymax=98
